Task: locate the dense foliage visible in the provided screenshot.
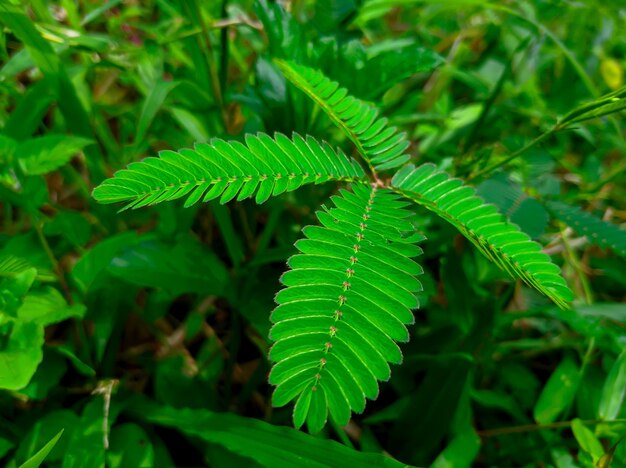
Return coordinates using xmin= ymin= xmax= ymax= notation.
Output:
xmin=0 ymin=1 xmax=625 ymax=466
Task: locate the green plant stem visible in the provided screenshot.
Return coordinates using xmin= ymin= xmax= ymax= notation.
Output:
xmin=219 ymin=0 xmax=229 ymax=93
xmin=478 ymin=418 xmax=626 ymax=438
xmin=560 ymin=223 xmax=593 ymax=304
xmin=588 ymin=159 xmax=626 ymax=193
xmin=235 ymin=203 xmax=254 ymax=251
xmin=580 ymin=337 xmax=597 ymax=377
xmin=35 ymin=221 xmax=72 ymax=303
xmin=463 ymin=36 xmax=533 ymax=154
xmin=469 ymin=126 xmax=559 ymax=181
xmin=192 ymin=0 xmax=227 ymax=127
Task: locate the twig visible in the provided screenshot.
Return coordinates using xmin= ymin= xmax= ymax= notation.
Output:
xmin=35 ymin=221 xmax=73 ymax=303
xmin=543 ymin=236 xmax=588 ymax=255
xmin=469 ymin=125 xmax=561 ymax=181
xmin=478 ymin=418 xmax=626 ymax=438
xmin=212 ymin=17 xmax=262 ymax=30
xmin=92 ymin=379 xmax=118 ymax=450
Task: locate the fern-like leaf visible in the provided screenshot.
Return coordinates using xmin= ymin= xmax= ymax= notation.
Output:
xmin=275 ymin=59 xmax=411 ymax=172
xmin=546 ymin=201 xmax=626 ymax=258
xmin=392 ymin=164 xmax=574 ymax=309
xmin=269 ymin=184 xmax=424 ymax=433
xmin=92 ymin=133 xmax=364 ymax=210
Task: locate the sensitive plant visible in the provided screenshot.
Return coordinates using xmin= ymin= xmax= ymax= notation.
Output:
xmin=93 ymin=59 xmax=625 ymax=433
xmin=1 ymin=0 xmax=626 ymax=466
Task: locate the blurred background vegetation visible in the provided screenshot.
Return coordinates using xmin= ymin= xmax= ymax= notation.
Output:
xmin=0 ymin=0 xmax=625 ymax=466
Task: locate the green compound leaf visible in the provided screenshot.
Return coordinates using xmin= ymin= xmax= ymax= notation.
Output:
xmin=275 ymin=59 xmax=412 ymax=172
xmin=392 ymin=163 xmax=573 ymax=309
xmin=559 ymin=84 xmax=626 ymax=126
xmin=92 ymin=133 xmax=364 ymax=210
xmin=545 ymin=201 xmax=626 ymax=259
xmin=269 ymin=184 xmax=424 ymax=432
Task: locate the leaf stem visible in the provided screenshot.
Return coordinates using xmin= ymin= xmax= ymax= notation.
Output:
xmin=560 ymin=223 xmax=593 ymax=304
xmin=477 ymin=418 xmax=626 ymax=438
xmin=191 ymin=0 xmax=227 ymax=128
xmin=219 ymin=0 xmax=229 ymax=102
xmin=463 ymin=36 xmax=533 ymax=154
xmin=35 ymin=220 xmax=72 ymax=303
xmin=469 ymin=125 xmax=559 ymax=181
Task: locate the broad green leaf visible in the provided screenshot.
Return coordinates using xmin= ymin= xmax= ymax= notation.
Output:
xmin=107 ymin=234 xmax=228 ymax=296
xmin=3 ymin=78 xmax=56 ymax=141
xmin=18 ymin=430 xmax=64 ymax=468
xmin=19 ymin=350 xmax=67 ymax=400
xmin=126 ymin=396 xmax=407 ymax=467
xmin=388 ymin=358 xmax=473 ymax=465
xmin=154 ymin=354 xmax=221 ymax=408
xmin=571 ymin=418 xmax=604 ymax=463
xmin=18 ymin=135 xmax=93 ymax=175
xmin=107 ymin=424 xmax=154 ymax=468
xmin=0 ymin=320 xmax=44 ymax=390
xmin=598 ymin=349 xmax=626 ymax=421
xmin=168 ymin=106 xmax=211 ymax=142
xmin=71 ymin=232 xmax=140 ymax=292
xmin=52 ymin=345 xmax=96 ymax=377
xmin=534 ymin=356 xmax=580 ymax=424
xmin=0 ymin=438 xmax=14 ymax=459
xmin=0 ymin=134 xmax=17 ymax=167
xmin=431 ymin=428 xmax=481 ymax=468
xmin=43 ymin=210 xmax=92 ymax=248
xmin=550 ymin=448 xmax=578 ymax=468
xmin=0 ymin=267 xmax=37 ymax=318
xmin=18 ymin=287 xmax=86 ymax=326
xmin=63 ymin=397 xmax=108 ymax=468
